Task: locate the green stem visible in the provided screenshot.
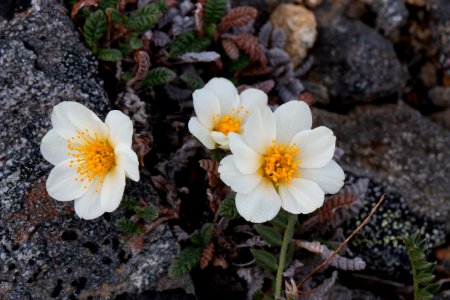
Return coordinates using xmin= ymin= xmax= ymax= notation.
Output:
xmin=274 ymin=213 xmax=297 ymax=299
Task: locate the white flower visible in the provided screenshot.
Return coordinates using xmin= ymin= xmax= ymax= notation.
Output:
xmin=218 ymin=101 xmax=345 ymax=223
xmin=188 ymin=77 xmax=268 ymax=150
xmin=40 ymin=101 xmax=140 ymax=220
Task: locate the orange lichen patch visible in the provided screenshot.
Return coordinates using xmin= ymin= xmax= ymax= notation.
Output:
xmin=67 ymin=129 xmax=115 ymax=192
xmin=263 ymin=142 xmax=300 ymax=185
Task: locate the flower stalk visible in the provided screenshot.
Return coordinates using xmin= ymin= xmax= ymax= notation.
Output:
xmin=275 ymin=212 xmax=297 ymax=298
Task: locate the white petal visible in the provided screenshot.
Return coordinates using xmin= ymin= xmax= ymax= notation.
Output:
xmin=188 ymin=117 xmax=216 ymax=149
xmin=193 ymin=88 xmax=221 ymax=130
xmin=235 ymin=179 xmax=281 ymax=223
xmin=40 ymin=129 xmax=70 ymax=165
xmin=74 ymin=180 xmax=106 ymax=220
xmin=274 ymin=101 xmax=312 ymax=144
xmin=301 ymin=160 xmax=345 ymax=194
xmin=46 ymin=159 xmax=91 ymax=201
xmin=239 ymin=88 xmax=268 ymax=111
xmin=100 ymin=166 xmax=126 ymax=212
xmin=291 ymin=126 xmax=336 ymax=168
xmin=218 ymin=155 xmax=262 ymax=193
xmin=203 ymin=77 xmax=239 ymax=114
xmin=210 ymin=131 xmax=229 ymax=148
xmin=278 ymin=178 xmax=324 ymax=214
xmin=115 ymin=144 xmax=140 ymax=182
xmin=105 ymin=110 xmax=133 ymax=148
xmin=51 ymin=101 xmax=108 ymax=140
xmin=228 ymin=133 xmax=263 ymax=174
xmin=242 ymin=107 xmax=275 ymax=154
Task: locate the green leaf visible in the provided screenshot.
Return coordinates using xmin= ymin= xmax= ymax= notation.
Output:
xmin=142 ymin=67 xmax=176 ymax=86
xmin=251 ymin=249 xmax=278 ymax=273
xmin=180 ymin=72 xmax=205 ymax=90
xmin=423 ymin=283 xmax=441 ymax=294
xmin=110 ymin=8 xmax=123 ymax=23
xmin=284 ymin=242 xmax=295 ymax=270
xmin=210 ymin=149 xmax=225 ymax=161
xmin=204 ymin=0 xmax=227 ymax=24
xmin=127 ymin=4 xmax=161 ymax=33
xmin=116 ymin=218 xmax=142 ymax=234
xmin=135 ymin=205 xmax=159 ymax=222
xmin=169 ymin=247 xmax=201 ymax=277
xmin=416 ymin=289 xmax=433 ymax=300
xmin=122 ymin=71 xmax=133 ymax=82
xmin=270 ymin=210 xmax=289 ymax=229
xmin=255 ymin=225 xmax=282 ymax=247
xmin=99 ymin=0 xmax=118 ymax=10
xmin=190 ymin=234 xmax=203 ymax=247
xmin=218 ymin=197 xmax=240 ymax=220
xmin=129 ymin=35 xmax=143 ymax=50
xmin=120 ymin=196 xmax=138 ymax=210
xmin=97 ymin=48 xmax=123 ymax=62
xmin=83 ymin=10 xmax=107 ymax=50
xmin=200 ymin=223 xmax=214 ymax=246
xmin=169 ymin=32 xmax=211 ymax=58
xmin=416 ymin=272 xmax=434 ymax=285
xmin=228 ymin=53 xmax=250 ymax=72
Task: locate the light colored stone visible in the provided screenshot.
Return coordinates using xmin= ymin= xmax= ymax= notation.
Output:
xmin=270 ymin=4 xmax=317 ymax=67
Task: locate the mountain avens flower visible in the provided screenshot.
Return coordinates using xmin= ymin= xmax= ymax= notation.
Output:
xmin=188 ymin=77 xmax=268 ymax=150
xmin=40 ymin=101 xmax=139 ymax=220
xmin=218 ymin=101 xmax=345 ymax=223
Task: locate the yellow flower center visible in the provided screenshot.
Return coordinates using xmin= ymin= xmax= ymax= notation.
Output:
xmin=67 ymin=129 xmax=115 ymax=192
xmin=263 ymin=142 xmax=300 ymax=185
xmin=212 ymin=106 xmax=248 ymax=136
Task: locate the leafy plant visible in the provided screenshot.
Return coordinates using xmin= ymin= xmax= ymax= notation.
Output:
xmin=169 ymin=247 xmax=202 ymax=277
xmin=218 ymin=197 xmax=240 ymax=220
xmin=142 ymin=67 xmax=177 ymax=86
xmin=404 ymin=231 xmax=441 ymax=300
xmin=169 ymin=32 xmax=211 ymax=58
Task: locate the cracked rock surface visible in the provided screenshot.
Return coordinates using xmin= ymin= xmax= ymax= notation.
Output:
xmin=0 ymin=3 xmax=189 ymax=299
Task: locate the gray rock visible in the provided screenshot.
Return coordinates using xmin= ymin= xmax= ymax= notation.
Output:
xmin=428 ymin=0 xmax=450 ymax=69
xmin=308 ymin=1 xmax=406 ymax=104
xmin=362 ymin=0 xmax=408 ymax=35
xmin=0 ymin=3 xmax=189 ymax=299
xmin=313 ymin=103 xmax=450 ymax=230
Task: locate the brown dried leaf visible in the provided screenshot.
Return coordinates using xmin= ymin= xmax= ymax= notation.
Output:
xmin=222 ymin=39 xmax=240 ymax=60
xmin=132 ymin=132 xmax=153 ymax=166
xmin=239 ymin=65 xmax=273 ymax=77
xmin=298 ymin=92 xmax=315 ymax=105
xmin=200 ymin=242 xmax=215 ymax=269
xmin=118 ymin=0 xmax=137 ymax=13
xmin=213 ymin=255 xmax=229 ymax=269
xmin=128 ymin=50 xmax=150 ymax=86
xmin=129 ymin=234 xmax=145 ymax=255
xmin=225 ymin=32 xmax=267 ymax=65
xmin=218 ymin=6 xmax=257 ymax=32
xmin=71 ymin=0 xmax=100 ymax=20
xmin=151 ymin=175 xmax=168 ymax=191
xmin=199 ymin=159 xmax=221 ymax=188
xmin=194 ymin=3 xmax=204 ymax=36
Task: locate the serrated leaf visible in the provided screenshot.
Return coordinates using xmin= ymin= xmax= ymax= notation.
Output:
xmin=83 ymin=10 xmax=107 ymax=49
xmin=180 ymin=72 xmax=205 ymax=90
xmin=218 ymin=197 xmax=240 ymax=220
xmin=116 ymin=218 xmax=142 ymax=234
xmin=99 ymin=0 xmax=117 ymax=10
xmin=142 ymin=67 xmax=176 ymax=86
xmin=169 ymin=32 xmax=211 ymax=58
xmin=135 ymin=206 xmax=158 ymax=222
xmin=97 ymin=48 xmax=123 ymax=62
xmin=122 ymin=71 xmax=132 ymax=82
xmin=200 ymin=223 xmax=214 ymax=246
xmin=127 ymin=4 xmax=161 ymax=33
xmin=204 ymin=0 xmax=227 ymax=24
xmin=228 ymin=53 xmax=250 ymax=72
xmin=110 ymin=8 xmax=123 ymax=23
xmin=423 ymin=283 xmax=441 ymax=294
xmin=190 ymin=234 xmax=203 ymax=247
xmin=416 ymin=272 xmax=434 ymax=285
xmin=129 ymin=35 xmax=143 ymax=50
xmin=416 ymin=289 xmax=433 ymax=300
xmin=169 ymin=247 xmax=201 ymax=277
xmin=251 ymin=249 xmax=278 ymax=273
xmin=254 ymin=225 xmax=282 ymax=247
xmin=120 ymin=196 xmax=138 ymax=210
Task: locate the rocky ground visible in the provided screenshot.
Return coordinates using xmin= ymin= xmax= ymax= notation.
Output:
xmin=1 ymin=0 xmax=450 ymax=299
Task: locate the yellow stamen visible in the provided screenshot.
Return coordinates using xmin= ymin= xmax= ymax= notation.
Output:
xmin=67 ymin=130 xmax=115 ymax=192
xmin=263 ymin=142 xmax=300 ymax=185
xmin=212 ymin=106 xmax=248 ymax=136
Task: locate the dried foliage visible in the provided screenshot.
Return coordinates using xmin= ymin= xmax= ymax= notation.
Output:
xmin=132 ymin=133 xmax=153 ymax=166
xmin=200 ymin=242 xmax=215 ymax=269
xmin=223 ymin=32 xmax=267 ymax=65
xmin=296 ymin=240 xmax=366 ymax=271
xmin=218 ymin=7 xmax=257 ymax=32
